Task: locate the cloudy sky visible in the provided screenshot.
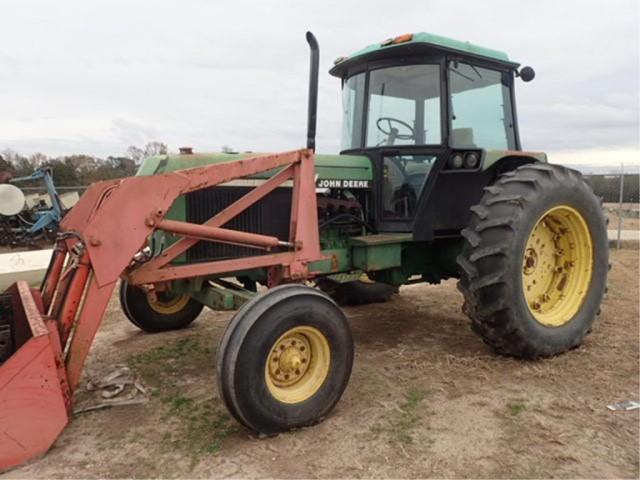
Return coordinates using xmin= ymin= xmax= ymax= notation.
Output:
xmin=1 ymin=0 xmax=638 ymax=165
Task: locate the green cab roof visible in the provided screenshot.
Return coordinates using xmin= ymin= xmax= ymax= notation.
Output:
xmin=330 ymin=32 xmax=519 ymax=77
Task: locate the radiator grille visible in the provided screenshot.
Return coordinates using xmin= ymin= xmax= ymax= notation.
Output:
xmin=186 ymin=186 xmax=291 ymax=262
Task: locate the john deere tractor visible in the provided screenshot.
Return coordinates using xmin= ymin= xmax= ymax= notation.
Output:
xmin=118 ymin=32 xmax=608 ymax=432
xmin=0 ymin=32 xmax=608 ymax=468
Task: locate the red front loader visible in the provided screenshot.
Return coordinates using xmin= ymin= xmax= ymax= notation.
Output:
xmin=0 ymin=148 xmax=323 ymax=470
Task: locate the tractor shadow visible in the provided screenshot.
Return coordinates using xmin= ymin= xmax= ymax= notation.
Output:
xmin=344 ymin=280 xmax=490 ymax=359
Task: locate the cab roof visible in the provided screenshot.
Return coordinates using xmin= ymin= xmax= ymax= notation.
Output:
xmin=329 ymin=32 xmax=519 ymax=78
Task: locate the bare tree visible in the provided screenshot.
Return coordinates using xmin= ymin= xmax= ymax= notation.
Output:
xmin=143 ymin=141 xmax=168 ymax=157
xmin=126 ymin=145 xmax=145 ymax=163
xmin=127 ymin=141 xmax=168 ymax=163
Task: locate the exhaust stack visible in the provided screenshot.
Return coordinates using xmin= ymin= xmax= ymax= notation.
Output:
xmin=305 ymin=31 xmax=319 ymax=151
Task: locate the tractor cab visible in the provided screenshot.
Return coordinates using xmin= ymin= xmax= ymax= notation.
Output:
xmin=330 ymin=32 xmax=536 ymax=236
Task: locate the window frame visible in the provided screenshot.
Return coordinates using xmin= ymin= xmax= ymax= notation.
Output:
xmin=341 ymin=55 xmax=448 ymax=151
xmin=445 ymin=56 xmax=521 ymax=151
xmin=364 ymin=64 xmax=444 ymax=148
xmin=339 ymin=54 xmax=521 ymax=153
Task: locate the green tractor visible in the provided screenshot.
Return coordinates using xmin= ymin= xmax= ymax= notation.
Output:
xmin=121 ymin=32 xmax=608 ymax=434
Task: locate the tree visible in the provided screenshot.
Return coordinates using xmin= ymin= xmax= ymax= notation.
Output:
xmin=0 ymin=148 xmax=146 ymax=186
xmin=126 ymin=145 xmax=145 ymax=163
xmin=29 ymin=152 xmax=48 ymax=168
xmin=143 ymin=141 xmax=168 ymax=157
xmin=126 ymin=141 xmax=168 ymax=163
xmin=45 ymin=159 xmax=81 ymax=186
xmin=0 ymin=154 xmax=14 ymax=183
xmin=1 ymin=149 xmax=33 ymax=177
xmin=0 ymin=155 xmax=14 ymax=174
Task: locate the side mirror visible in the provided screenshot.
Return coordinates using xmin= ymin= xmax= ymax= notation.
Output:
xmin=519 ymin=66 xmax=536 ymax=82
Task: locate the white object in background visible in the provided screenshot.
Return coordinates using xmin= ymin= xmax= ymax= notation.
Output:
xmin=60 ymin=191 xmax=80 ymax=209
xmin=0 ymin=249 xmax=53 ymax=290
xmin=0 ymin=184 xmax=26 ymax=216
xmin=25 ymin=192 xmax=50 ymax=209
xmin=607 ymin=400 xmax=640 ymax=411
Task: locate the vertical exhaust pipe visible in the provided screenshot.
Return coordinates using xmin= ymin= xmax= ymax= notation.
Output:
xmin=305 ymin=31 xmax=319 ymax=151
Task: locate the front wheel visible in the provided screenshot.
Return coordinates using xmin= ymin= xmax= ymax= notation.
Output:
xmin=216 ymin=284 xmax=354 ymax=434
xmin=457 ymin=163 xmax=608 ymax=359
xmin=119 ymin=281 xmax=204 ymax=333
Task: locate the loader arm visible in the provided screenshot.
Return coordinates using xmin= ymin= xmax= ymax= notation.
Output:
xmin=0 ymin=149 xmax=322 ymax=471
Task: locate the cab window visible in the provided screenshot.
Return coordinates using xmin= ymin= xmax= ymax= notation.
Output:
xmin=449 ymin=62 xmax=516 ymax=150
xmin=382 ymin=154 xmax=437 ymax=219
xmin=366 ymin=65 xmax=442 ymax=147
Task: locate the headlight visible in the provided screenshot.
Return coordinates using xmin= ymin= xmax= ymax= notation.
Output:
xmin=464 ymin=152 xmax=480 ymax=169
xmin=448 ymin=153 xmax=464 ymax=169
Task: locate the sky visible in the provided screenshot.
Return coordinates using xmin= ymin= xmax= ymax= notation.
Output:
xmin=1 ymin=0 xmax=638 ymax=166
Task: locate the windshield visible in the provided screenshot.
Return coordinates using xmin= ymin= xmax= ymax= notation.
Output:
xmin=449 ymin=62 xmax=516 ymax=150
xmin=341 ymin=65 xmax=442 ymax=150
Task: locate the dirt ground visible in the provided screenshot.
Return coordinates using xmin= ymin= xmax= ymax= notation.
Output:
xmin=4 ymin=249 xmax=639 ymax=479
xmin=608 ymin=216 xmax=640 ymax=232
xmin=605 ymin=203 xmax=640 ymax=232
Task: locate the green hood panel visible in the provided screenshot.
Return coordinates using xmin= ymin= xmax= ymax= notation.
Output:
xmin=137 ymin=152 xmax=373 ymax=185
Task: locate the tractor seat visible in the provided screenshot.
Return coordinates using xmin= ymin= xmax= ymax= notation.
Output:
xmin=451 ymin=128 xmax=476 ymax=148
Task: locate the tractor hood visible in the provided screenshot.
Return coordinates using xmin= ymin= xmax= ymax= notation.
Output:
xmin=137 ymin=152 xmax=373 ymax=189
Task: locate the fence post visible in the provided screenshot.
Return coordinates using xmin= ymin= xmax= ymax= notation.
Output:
xmin=616 ymin=163 xmax=624 ymax=249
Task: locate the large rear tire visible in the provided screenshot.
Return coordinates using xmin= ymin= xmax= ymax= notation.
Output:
xmin=457 ymin=163 xmax=608 ymax=359
xmin=216 ymin=284 xmax=354 ymax=434
xmin=119 ymin=281 xmax=204 ymax=333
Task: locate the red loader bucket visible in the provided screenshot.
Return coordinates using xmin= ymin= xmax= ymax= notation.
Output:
xmin=0 ymin=281 xmax=70 ymax=471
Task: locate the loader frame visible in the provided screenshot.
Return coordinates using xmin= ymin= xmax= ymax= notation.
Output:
xmin=0 ymin=149 xmax=323 ymax=470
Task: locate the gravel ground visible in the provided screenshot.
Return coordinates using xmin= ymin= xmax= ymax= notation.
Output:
xmin=4 ymin=249 xmax=639 ymax=479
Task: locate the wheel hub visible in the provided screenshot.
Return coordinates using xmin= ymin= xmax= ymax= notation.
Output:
xmin=265 ymin=326 xmax=331 ymax=404
xmin=147 ymin=292 xmax=190 ymax=315
xmin=522 ymin=206 xmax=593 ymax=327
xmin=268 ymin=333 xmax=311 ymax=387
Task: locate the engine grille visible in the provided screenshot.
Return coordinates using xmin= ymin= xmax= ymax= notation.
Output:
xmin=186 ymin=186 xmax=291 ymax=262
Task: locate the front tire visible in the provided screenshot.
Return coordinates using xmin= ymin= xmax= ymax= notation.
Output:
xmin=216 ymin=284 xmax=354 ymax=434
xmin=119 ymin=281 xmax=204 ymax=333
xmin=457 ymin=163 xmax=608 ymax=359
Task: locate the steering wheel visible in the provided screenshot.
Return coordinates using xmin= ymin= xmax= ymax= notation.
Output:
xmin=376 ymin=117 xmax=415 ymax=141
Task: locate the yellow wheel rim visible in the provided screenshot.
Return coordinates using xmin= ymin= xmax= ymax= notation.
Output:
xmin=147 ymin=292 xmax=190 ymax=315
xmin=358 ymin=273 xmax=376 ymax=284
xmin=522 ymin=205 xmax=593 ymax=327
xmin=265 ymin=326 xmax=330 ymax=404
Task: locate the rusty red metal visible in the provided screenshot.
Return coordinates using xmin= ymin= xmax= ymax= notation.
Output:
xmin=57 ymin=252 xmax=91 ymax=346
xmin=133 ymin=164 xmax=295 ymax=274
xmin=156 ymin=219 xmax=287 ymax=250
xmin=41 ymin=246 xmax=66 ymax=311
xmin=0 ymin=282 xmax=70 ymax=472
xmin=64 ymin=275 xmax=115 ymax=392
xmin=0 ymin=148 xmax=324 ymax=471
xmin=127 ymin=149 xmax=322 ymax=286
xmin=132 ymin=251 xmax=297 ymax=284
